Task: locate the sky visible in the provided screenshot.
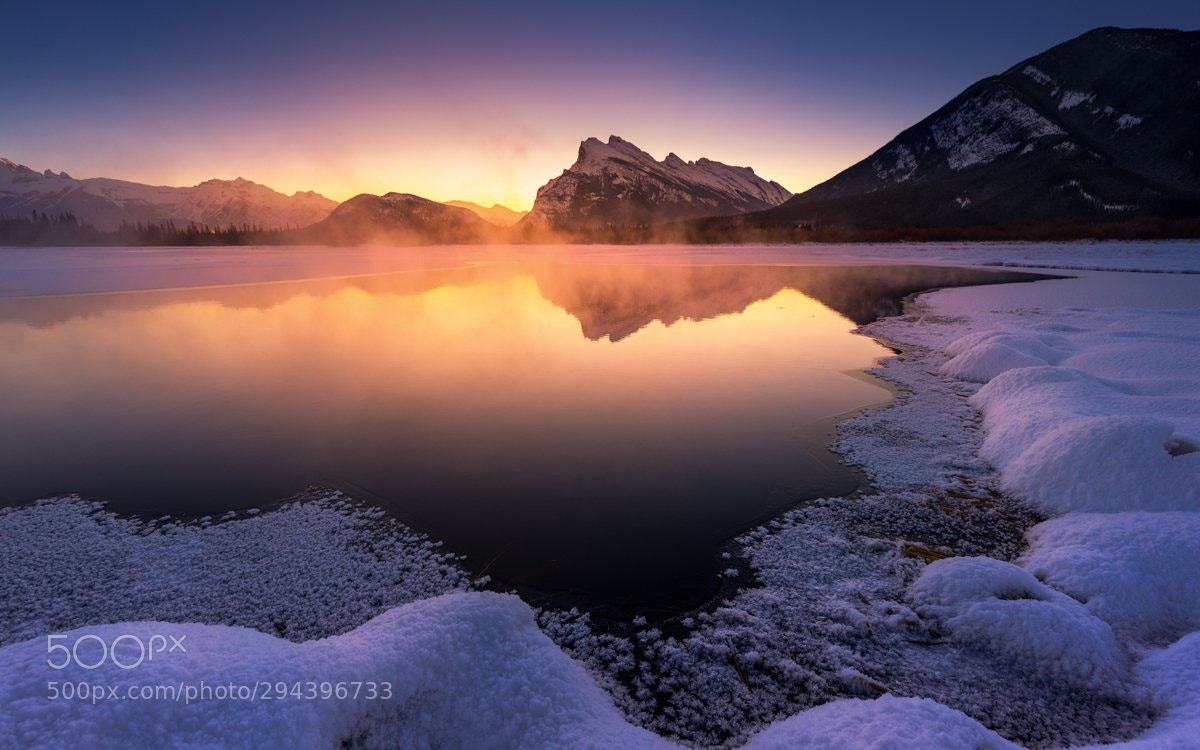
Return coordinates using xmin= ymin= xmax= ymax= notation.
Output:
xmin=4 ymin=1 xmax=1199 ymax=209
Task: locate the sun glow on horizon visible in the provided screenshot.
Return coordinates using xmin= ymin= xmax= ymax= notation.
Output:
xmin=4 ymin=81 xmax=895 ymax=210
xmin=8 ymin=1 xmax=1200 ymax=213
xmin=24 ymin=129 xmax=870 ymax=212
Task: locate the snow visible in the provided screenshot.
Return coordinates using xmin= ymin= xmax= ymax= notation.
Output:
xmin=0 ymin=492 xmax=469 ymax=646
xmin=1021 ymin=513 xmax=1200 ymax=645
xmin=1059 ymin=178 xmax=1138 ymax=211
xmin=742 ymin=695 xmax=1017 ymax=750
xmin=908 ymin=556 xmax=1129 ymax=693
xmin=939 ymin=330 xmax=1069 ymax=382
xmin=0 ymin=156 xmax=335 ymax=230
xmin=928 ymin=89 xmax=1065 ymax=170
xmin=0 ymin=592 xmax=671 ymax=749
xmin=942 ymin=310 xmax=1200 ymax=514
xmin=1058 ymin=90 xmax=1096 ymax=110
xmin=527 ymin=135 xmax=791 ymax=227
xmin=1082 ymin=632 xmax=1200 ymax=750
xmin=895 ymin=260 xmax=1200 ymax=750
xmin=1116 ymin=114 xmax=1143 ymax=130
xmin=872 ymin=144 xmax=918 ymax=183
xmin=1021 ymin=65 xmax=1054 ymax=86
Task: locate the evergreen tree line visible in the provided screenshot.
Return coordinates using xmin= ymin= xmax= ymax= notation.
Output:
xmin=4 ymin=208 xmax=1199 ymax=247
xmin=0 ymin=210 xmax=297 ymax=246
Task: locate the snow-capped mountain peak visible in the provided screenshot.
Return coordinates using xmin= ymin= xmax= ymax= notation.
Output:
xmin=525 ymin=135 xmax=791 ymax=231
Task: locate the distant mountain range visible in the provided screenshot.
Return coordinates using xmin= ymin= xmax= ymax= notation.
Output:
xmin=697 ymin=27 xmax=1200 ymax=234
xmin=0 ymin=159 xmax=336 ymax=231
xmin=519 ymin=136 xmax=791 ymax=233
xmin=443 ymin=201 xmax=528 ymax=227
xmin=305 ymin=193 xmax=497 ymax=245
xmin=4 ymin=26 xmax=1198 ymax=247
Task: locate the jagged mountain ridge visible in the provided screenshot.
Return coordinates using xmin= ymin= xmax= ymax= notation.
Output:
xmin=723 ymin=27 xmax=1200 ymax=230
xmin=521 ymin=136 xmax=791 ymax=231
xmin=0 ymin=158 xmax=337 ymax=231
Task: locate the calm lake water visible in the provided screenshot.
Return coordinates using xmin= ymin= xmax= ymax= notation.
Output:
xmin=0 ymin=255 xmax=1046 ymax=611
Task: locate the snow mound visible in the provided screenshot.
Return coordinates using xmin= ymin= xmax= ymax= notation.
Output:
xmin=938 ymin=310 xmax=1200 ymax=515
xmin=743 ymin=695 xmax=1016 ymax=750
xmin=967 ymin=365 xmax=1199 ymax=514
xmin=1085 ymin=632 xmax=1200 ymax=749
xmin=1136 ymin=632 xmax=1200 ymax=726
xmin=0 ymin=590 xmax=1052 ymax=750
xmin=941 ymin=341 xmax=1049 ymax=382
xmin=940 ymin=330 xmax=1073 ymax=382
xmin=1022 ymin=513 xmax=1200 ymax=645
xmin=908 ymin=557 xmax=1129 ymax=693
xmin=915 ymin=303 xmax=1200 ymax=748
xmin=0 ymin=592 xmax=671 ymax=750
xmin=997 ymin=414 xmax=1199 ymax=514
xmin=943 ymin=329 xmax=1072 ymax=359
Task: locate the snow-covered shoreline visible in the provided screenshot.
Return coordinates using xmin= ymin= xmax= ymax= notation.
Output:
xmin=2 ymin=243 xmax=1199 ymax=748
xmin=861 ymin=274 xmax=1200 ymax=749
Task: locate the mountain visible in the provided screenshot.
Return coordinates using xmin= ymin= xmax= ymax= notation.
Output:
xmin=520 ymin=136 xmax=791 ymax=232
xmin=716 ymin=27 xmax=1200 ymax=232
xmin=0 ymin=158 xmax=336 ymax=231
xmin=443 ymin=201 xmax=528 ymax=227
xmin=304 ymin=192 xmax=497 ymax=245
xmin=534 ymin=264 xmax=1050 ymax=341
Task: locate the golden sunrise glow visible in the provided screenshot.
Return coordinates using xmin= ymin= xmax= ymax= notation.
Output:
xmin=23 ymin=98 xmax=889 ymax=208
xmin=0 ymin=268 xmax=891 ymax=429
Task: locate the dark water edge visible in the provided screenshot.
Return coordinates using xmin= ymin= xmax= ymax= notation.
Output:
xmin=348 ymin=265 xmax=1056 ymax=619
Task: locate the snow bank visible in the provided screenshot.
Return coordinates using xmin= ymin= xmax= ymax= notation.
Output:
xmin=743 ymin=695 xmax=1016 ymax=750
xmin=925 ymin=299 xmax=1200 ymax=748
xmin=939 ymin=330 xmax=1072 ymax=382
xmin=0 ymin=593 xmax=1032 ymax=750
xmin=791 ymin=627 xmax=1200 ymax=750
xmin=1085 ymin=632 xmax=1200 ymax=750
xmin=991 ymin=411 xmax=1198 ymax=514
xmin=940 ymin=341 xmax=1054 ymax=382
xmin=945 ymin=311 xmax=1200 ymax=514
xmin=0 ymin=592 xmax=671 ymax=750
xmin=1021 ymin=513 xmax=1200 ymax=645
xmin=908 ymin=557 xmax=1129 ymax=693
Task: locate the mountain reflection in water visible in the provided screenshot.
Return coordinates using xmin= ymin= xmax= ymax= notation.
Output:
xmin=0 ymin=262 xmax=1047 ymax=612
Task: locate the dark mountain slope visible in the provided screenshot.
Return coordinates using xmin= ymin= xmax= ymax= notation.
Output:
xmin=719 ymin=27 xmax=1200 ymax=231
xmin=304 ymin=193 xmax=498 ymax=245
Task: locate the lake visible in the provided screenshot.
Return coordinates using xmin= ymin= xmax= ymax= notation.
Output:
xmin=0 ymin=250 xmax=1047 ymax=612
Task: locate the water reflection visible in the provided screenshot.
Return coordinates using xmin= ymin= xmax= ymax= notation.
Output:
xmin=0 ymin=262 xmax=1042 ymax=611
